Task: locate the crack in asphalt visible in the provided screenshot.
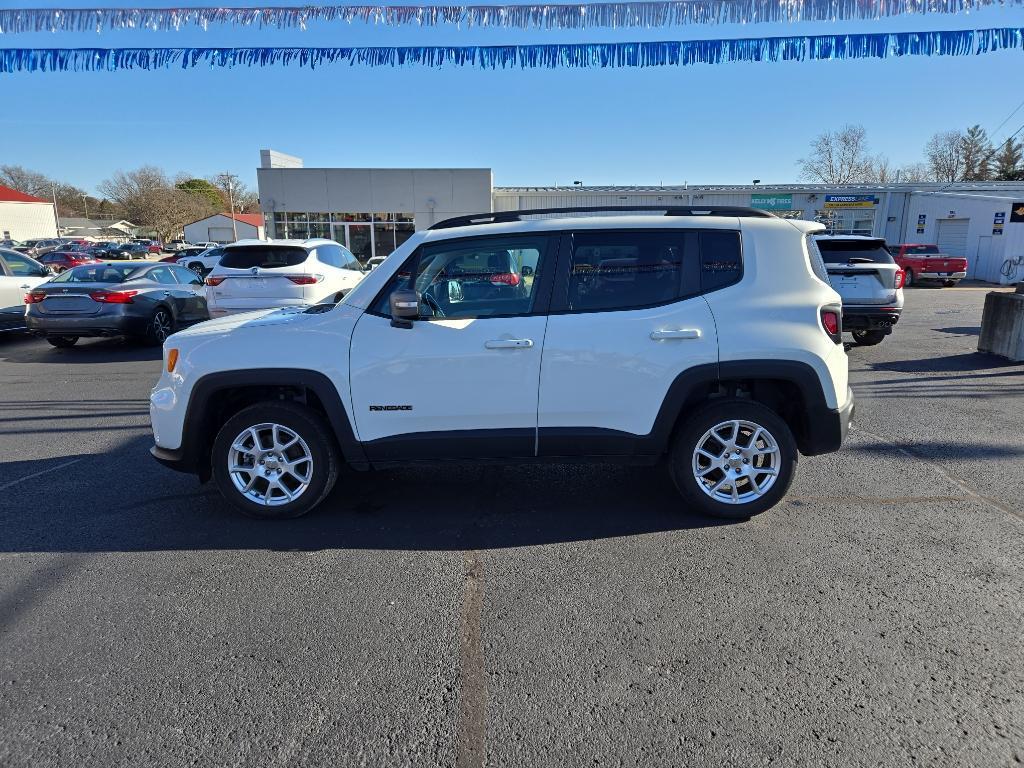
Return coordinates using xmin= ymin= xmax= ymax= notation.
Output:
xmin=850 ymin=425 xmax=1023 ymax=523
xmin=456 ymin=550 xmax=486 ymax=768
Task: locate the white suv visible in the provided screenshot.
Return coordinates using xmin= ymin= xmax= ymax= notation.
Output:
xmin=151 ymin=207 xmax=854 ymax=520
xmin=204 ymin=238 xmax=365 ymax=317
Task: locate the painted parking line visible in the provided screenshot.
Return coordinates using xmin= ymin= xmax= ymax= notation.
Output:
xmin=0 ymin=458 xmax=83 ymax=493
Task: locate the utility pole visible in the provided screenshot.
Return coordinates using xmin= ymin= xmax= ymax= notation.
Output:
xmin=51 ymin=183 xmax=61 ymax=235
xmin=80 ymin=192 xmax=89 ymax=220
xmin=220 ymin=173 xmax=238 ymax=241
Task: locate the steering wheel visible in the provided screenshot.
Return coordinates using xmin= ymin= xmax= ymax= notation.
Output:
xmin=421 ymin=291 xmax=446 ymax=318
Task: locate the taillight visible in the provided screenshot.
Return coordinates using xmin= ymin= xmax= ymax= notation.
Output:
xmin=205 ymin=276 xmax=225 ymax=286
xmin=90 ymin=289 xmax=138 ymax=304
xmin=489 ymin=272 xmax=521 ymax=287
xmin=820 ymin=308 xmax=842 ymax=343
xmin=24 ymin=291 xmax=46 ymax=304
xmin=287 ymin=275 xmax=321 ymax=285
xmin=894 ymin=269 xmax=906 ymax=289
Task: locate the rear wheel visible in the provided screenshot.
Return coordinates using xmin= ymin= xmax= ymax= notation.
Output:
xmin=212 ymin=402 xmax=339 ymax=519
xmin=943 ymin=280 xmax=957 ymax=288
xmin=904 ymin=269 xmax=914 ymax=287
xmin=852 ymin=329 xmax=886 ymax=346
xmin=46 ymin=336 xmax=78 ymax=348
xmin=668 ymin=400 xmax=797 ymax=520
xmin=144 ymin=307 xmax=174 ymax=346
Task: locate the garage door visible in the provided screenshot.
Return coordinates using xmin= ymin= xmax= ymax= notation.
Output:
xmin=937 ymin=218 xmax=972 ymax=276
xmin=209 ymin=226 xmax=235 ymax=243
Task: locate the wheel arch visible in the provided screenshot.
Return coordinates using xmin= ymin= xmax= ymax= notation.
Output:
xmin=178 ymin=369 xmax=367 ymax=482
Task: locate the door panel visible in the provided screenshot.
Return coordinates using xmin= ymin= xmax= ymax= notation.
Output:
xmin=349 ymin=313 xmax=547 ymax=458
xmin=538 ymin=297 xmax=718 ymax=447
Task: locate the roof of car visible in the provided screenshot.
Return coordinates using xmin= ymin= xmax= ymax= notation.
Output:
xmin=813 ymin=234 xmax=881 ymax=241
xmin=225 ymin=238 xmax=335 ymax=250
xmin=419 ymin=214 xmax=823 ymax=243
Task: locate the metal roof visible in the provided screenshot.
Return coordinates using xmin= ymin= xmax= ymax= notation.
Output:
xmin=494 ymin=182 xmax=1024 ymax=194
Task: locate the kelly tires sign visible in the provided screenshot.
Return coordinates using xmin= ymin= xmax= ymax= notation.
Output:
xmin=750 ymin=194 xmax=793 ymax=210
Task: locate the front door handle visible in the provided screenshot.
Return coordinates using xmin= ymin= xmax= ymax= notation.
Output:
xmin=485 ymin=339 xmax=534 ymax=349
xmin=650 ymin=329 xmax=701 ymax=340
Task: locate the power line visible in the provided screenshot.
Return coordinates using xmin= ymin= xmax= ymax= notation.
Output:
xmin=936 ymin=119 xmax=1024 ymax=191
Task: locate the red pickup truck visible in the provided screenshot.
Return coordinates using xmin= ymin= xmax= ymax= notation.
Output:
xmin=888 ymin=244 xmax=968 ymax=287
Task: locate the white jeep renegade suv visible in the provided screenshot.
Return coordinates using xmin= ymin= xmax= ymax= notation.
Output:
xmin=151 ymin=207 xmax=854 ymax=520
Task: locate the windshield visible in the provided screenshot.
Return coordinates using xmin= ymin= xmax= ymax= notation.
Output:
xmin=52 ymin=264 xmax=143 ymax=283
xmin=219 ymin=246 xmax=307 ymax=270
xmin=817 ymin=239 xmax=895 ymax=264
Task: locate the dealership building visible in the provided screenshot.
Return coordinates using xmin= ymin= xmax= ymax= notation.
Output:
xmin=256 ymin=151 xmax=1024 ymax=283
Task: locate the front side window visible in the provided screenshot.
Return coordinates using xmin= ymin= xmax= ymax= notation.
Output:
xmin=566 ymin=231 xmax=687 ymax=312
xmin=1 ymin=251 xmax=45 ymax=277
xmin=371 ymin=235 xmax=551 ymax=320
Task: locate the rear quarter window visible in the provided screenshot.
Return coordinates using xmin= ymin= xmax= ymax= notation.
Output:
xmin=219 ymin=247 xmax=308 ymax=269
xmin=699 ymin=230 xmax=743 ymax=292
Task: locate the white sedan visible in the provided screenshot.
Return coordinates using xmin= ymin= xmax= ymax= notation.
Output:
xmin=0 ymin=249 xmax=52 ymax=332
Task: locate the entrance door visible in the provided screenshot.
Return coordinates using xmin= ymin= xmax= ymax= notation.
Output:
xmin=349 ymin=233 xmax=556 ymax=461
xmin=975 ymin=236 xmax=994 ymax=282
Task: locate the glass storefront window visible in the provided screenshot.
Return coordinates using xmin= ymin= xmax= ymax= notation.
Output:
xmin=373 ymin=223 xmax=397 ymax=257
xmin=288 ymin=223 xmax=310 ymax=240
xmin=395 ymin=223 xmax=416 ymax=251
xmin=289 ymin=212 xmax=308 ymax=224
xmin=396 ymin=212 xmax=415 ymax=223
xmin=308 ymin=223 xmax=331 ymax=239
xmin=273 ymin=212 xmax=287 ymax=225
xmin=308 ymin=213 xmax=331 ymax=223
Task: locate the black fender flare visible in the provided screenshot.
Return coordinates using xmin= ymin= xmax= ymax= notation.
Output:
xmin=174 ymin=368 xmax=368 ymax=476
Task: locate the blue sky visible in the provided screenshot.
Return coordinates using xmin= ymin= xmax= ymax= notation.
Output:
xmin=2 ymin=2 xmax=1023 ymax=194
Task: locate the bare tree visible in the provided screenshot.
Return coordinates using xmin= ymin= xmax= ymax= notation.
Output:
xmin=798 ymin=124 xmax=875 ymax=184
xmin=0 ymin=164 xmax=92 ymax=217
xmin=207 ymin=173 xmax=260 ymax=213
xmin=925 ymin=130 xmax=966 ymax=182
xmin=99 ymin=166 xmax=217 ymax=241
xmin=868 ymin=155 xmax=895 ymax=183
xmin=897 ymin=162 xmax=932 ymax=183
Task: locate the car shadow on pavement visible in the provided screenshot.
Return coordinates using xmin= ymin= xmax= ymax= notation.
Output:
xmin=870 ymin=352 xmax=1021 ymax=375
xmin=933 ymin=326 xmax=981 ymax=337
xmin=846 ymin=441 xmax=1024 ymax=460
xmin=0 ymin=336 xmax=161 ymax=364
xmin=0 ymin=437 xmax=736 ymax=554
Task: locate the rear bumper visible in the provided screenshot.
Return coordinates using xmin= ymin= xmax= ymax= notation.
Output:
xmin=26 ymin=312 xmax=148 ymax=337
xmin=802 ymin=386 xmax=855 ymax=456
xmin=919 ymin=271 xmax=967 ymax=280
xmin=842 ymin=305 xmax=902 ymax=332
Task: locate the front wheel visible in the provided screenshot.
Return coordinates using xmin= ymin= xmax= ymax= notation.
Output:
xmin=668 ymin=400 xmax=797 ymax=519
xmin=211 ymin=402 xmax=339 ymax=519
xmin=852 ymin=329 xmax=886 ymax=346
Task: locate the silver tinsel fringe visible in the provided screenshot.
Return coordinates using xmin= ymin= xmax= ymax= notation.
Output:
xmin=1 ymin=29 xmax=1020 ymax=72
xmin=0 ymin=1 xmax=1019 ymax=34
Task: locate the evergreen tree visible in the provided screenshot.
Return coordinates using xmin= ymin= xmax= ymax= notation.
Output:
xmin=960 ymin=124 xmax=993 ymax=180
xmin=993 ymin=137 xmax=1024 ymax=181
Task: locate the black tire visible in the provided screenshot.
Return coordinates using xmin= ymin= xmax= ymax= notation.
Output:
xmin=668 ymin=399 xmax=797 ymax=520
xmin=852 ymin=329 xmax=886 ymax=346
xmin=211 ymin=402 xmax=339 ymax=519
xmin=46 ymin=336 xmax=79 ymax=348
xmin=942 ymin=280 xmax=957 ymax=288
xmin=144 ymin=307 xmax=175 ymax=346
xmin=904 ymin=269 xmax=914 ymax=287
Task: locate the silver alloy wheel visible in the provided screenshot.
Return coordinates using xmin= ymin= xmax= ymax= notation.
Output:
xmin=151 ymin=310 xmax=172 ymax=342
xmin=691 ymin=419 xmax=781 ymax=505
xmin=228 ymin=423 xmax=314 ymax=507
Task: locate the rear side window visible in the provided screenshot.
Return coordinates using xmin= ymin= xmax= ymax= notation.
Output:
xmin=316 ymin=243 xmax=362 ymax=271
xmin=219 ymin=246 xmax=307 ymax=270
xmin=566 ymin=231 xmax=688 ymax=312
xmin=699 ymin=231 xmax=743 ymax=293
xmin=817 ymin=239 xmax=894 ymax=264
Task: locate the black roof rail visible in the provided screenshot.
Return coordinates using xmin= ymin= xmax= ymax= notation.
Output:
xmin=428 ymin=205 xmax=776 ymax=231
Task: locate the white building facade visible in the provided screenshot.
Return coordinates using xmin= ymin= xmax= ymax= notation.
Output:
xmin=0 ymin=185 xmax=58 ymax=241
xmin=254 ymin=153 xmax=1024 ymax=281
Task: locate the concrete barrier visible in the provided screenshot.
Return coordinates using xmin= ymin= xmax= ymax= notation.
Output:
xmin=978 ymin=284 xmax=1024 ymax=362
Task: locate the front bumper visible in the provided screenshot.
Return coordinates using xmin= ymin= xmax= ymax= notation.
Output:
xmin=150 ymin=444 xmax=196 ymax=474
xmin=842 ymin=305 xmax=902 ymax=333
xmin=801 ymin=386 xmax=855 ymax=456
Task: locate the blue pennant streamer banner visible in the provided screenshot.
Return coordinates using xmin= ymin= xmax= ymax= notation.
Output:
xmin=1 ymin=29 xmax=1022 ymax=72
xmin=0 ymin=1 xmax=1020 ymax=33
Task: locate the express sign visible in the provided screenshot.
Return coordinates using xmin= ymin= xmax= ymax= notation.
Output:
xmin=824 ymin=194 xmax=878 ymax=208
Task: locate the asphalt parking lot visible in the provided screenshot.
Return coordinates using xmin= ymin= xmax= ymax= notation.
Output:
xmin=1 ymin=285 xmax=1022 ymax=767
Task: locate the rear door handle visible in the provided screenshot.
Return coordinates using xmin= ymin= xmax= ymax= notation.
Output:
xmin=650 ymin=329 xmax=701 ymax=340
xmin=485 ymin=339 xmax=534 ymax=349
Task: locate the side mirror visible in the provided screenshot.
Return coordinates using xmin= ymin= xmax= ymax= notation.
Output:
xmin=521 ymin=265 xmax=534 ymax=277
xmin=389 ymin=288 xmax=420 ymax=329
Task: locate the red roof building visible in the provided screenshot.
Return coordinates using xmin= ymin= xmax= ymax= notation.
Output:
xmin=0 ymin=184 xmax=50 ymax=204
xmin=0 ymin=183 xmax=58 ymax=240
